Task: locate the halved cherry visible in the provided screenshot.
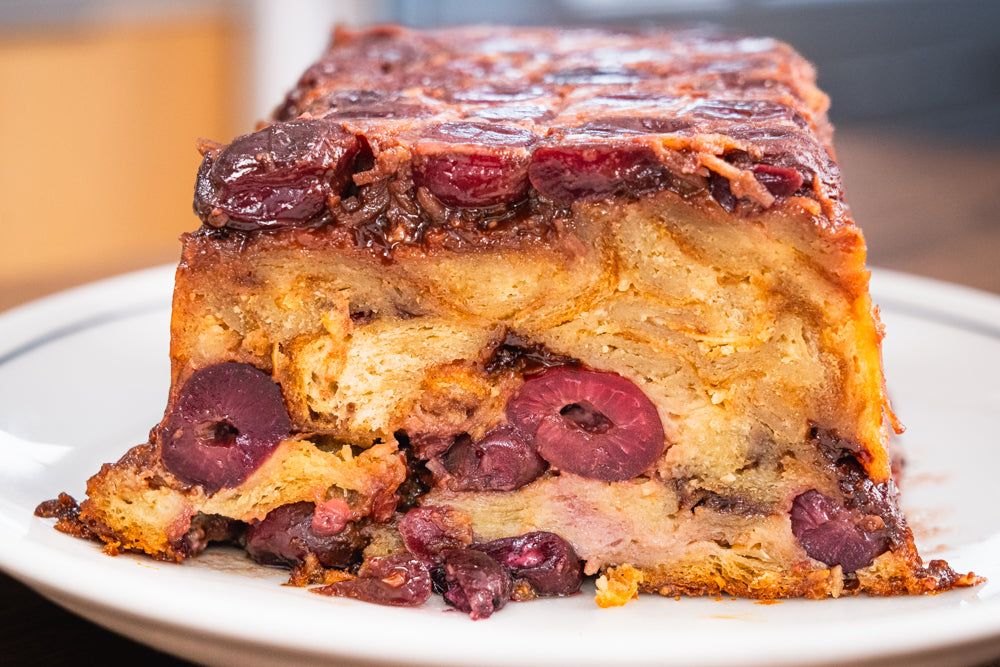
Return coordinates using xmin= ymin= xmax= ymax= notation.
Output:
xmin=506 ymin=368 xmax=666 ymax=482
xmin=160 ymin=362 xmax=291 ymax=494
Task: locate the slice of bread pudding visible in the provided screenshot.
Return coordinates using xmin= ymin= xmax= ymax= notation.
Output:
xmin=38 ymin=25 xmax=980 ymax=617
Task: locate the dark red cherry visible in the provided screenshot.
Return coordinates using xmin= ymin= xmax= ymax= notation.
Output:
xmin=439 ymin=549 xmax=512 ymax=620
xmin=528 ymin=142 xmax=668 ymax=205
xmin=316 ymin=554 xmax=432 ymax=607
xmin=790 ymin=490 xmax=889 ymax=573
xmin=440 ymin=427 xmax=547 ymax=491
xmin=160 ymin=362 xmax=292 ymax=494
xmin=245 ymin=502 xmax=364 ymax=569
xmin=753 ymin=164 xmax=804 ymax=197
xmin=708 ymin=172 xmax=738 ymax=212
xmin=411 ymin=122 xmax=538 ymax=207
xmin=472 ymin=531 xmax=582 ymax=596
xmin=398 ymin=506 xmax=474 ymax=563
xmin=194 ymin=119 xmax=361 ymax=229
xmin=506 ymin=368 xmax=666 ymax=482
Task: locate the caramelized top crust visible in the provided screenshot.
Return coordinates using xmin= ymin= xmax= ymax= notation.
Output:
xmin=193 ymin=25 xmax=851 ymax=256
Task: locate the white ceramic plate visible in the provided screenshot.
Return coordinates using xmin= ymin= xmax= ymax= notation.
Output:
xmin=1 ymin=265 xmax=999 ymax=667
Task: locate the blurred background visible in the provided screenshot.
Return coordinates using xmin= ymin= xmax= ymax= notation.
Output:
xmin=0 ymin=0 xmax=997 ymax=312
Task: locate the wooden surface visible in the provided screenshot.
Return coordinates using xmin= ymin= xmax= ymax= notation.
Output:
xmin=0 ymin=127 xmax=997 ymax=665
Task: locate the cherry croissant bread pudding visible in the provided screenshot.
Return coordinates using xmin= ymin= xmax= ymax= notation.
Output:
xmin=38 ymin=25 xmax=980 ymax=618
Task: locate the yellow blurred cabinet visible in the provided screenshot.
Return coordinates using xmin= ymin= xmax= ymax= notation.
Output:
xmin=0 ymin=13 xmax=240 ymax=309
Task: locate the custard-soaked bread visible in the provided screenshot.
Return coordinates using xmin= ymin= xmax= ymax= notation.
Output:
xmin=38 ymin=25 xmax=980 ymax=614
